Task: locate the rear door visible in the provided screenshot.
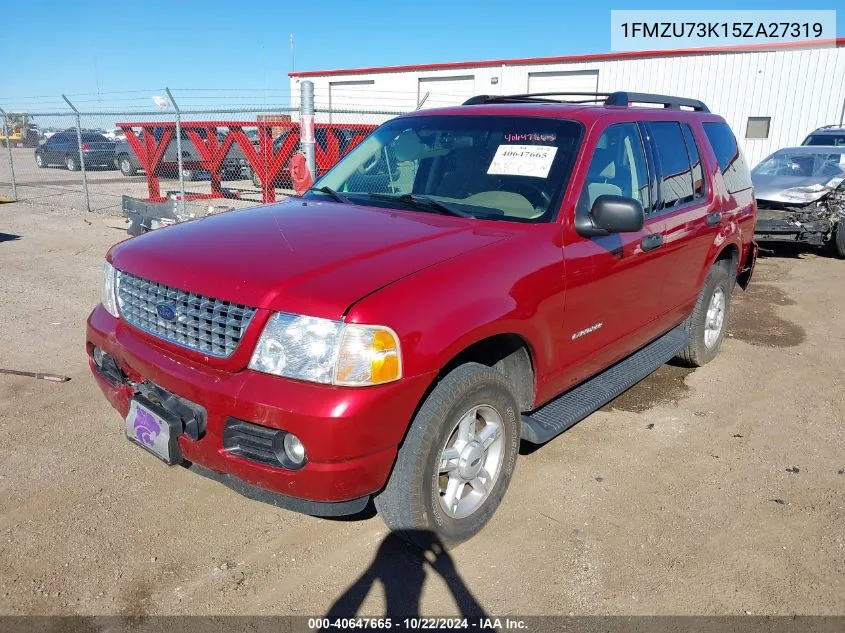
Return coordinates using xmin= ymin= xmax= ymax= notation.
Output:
xmin=644 ymin=121 xmax=717 ymax=323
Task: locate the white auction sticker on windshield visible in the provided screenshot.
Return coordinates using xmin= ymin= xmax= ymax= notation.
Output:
xmin=487 ymin=145 xmax=558 ymax=178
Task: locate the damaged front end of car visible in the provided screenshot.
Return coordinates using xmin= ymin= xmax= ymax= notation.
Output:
xmin=755 ymin=183 xmax=845 ymax=247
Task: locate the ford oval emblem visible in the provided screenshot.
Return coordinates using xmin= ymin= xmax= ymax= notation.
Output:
xmin=155 ymin=302 xmax=178 ymax=321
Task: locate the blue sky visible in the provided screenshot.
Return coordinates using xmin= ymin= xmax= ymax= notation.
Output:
xmin=2 ymin=0 xmax=842 ymax=109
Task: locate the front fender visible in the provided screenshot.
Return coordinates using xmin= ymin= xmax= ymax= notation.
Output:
xmin=345 ymin=228 xmax=564 ymax=384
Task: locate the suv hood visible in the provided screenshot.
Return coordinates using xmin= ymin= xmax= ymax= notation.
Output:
xmin=110 ymin=199 xmax=508 ymax=319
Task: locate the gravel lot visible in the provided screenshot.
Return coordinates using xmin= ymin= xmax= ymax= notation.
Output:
xmin=0 ymin=199 xmax=843 ymax=617
xmin=0 ymin=146 xmax=274 ymax=216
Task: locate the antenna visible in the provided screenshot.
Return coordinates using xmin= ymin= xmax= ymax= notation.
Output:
xmin=290 ymin=33 xmax=295 ymax=72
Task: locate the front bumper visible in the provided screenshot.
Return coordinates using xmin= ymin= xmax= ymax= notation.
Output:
xmin=86 ymin=305 xmax=434 ymax=513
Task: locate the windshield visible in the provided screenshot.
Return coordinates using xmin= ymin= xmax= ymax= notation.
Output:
xmin=753 ymin=152 xmax=845 ymax=179
xmin=306 ymin=115 xmax=583 ymax=222
xmin=803 ymin=134 xmax=845 ymax=147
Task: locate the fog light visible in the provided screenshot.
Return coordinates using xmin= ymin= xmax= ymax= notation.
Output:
xmin=283 ymin=433 xmax=306 ymax=465
xmin=92 ymin=346 xmax=104 ymax=367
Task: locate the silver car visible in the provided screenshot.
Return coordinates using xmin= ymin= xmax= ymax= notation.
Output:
xmin=752 ymin=146 xmax=845 ymax=258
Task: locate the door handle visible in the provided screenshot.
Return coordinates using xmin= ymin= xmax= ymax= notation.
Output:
xmin=641 ymin=233 xmax=664 ymax=252
xmin=706 ymin=212 xmax=722 ymax=226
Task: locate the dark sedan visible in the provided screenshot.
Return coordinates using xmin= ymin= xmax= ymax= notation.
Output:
xmin=35 ymin=130 xmax=116 ymax=171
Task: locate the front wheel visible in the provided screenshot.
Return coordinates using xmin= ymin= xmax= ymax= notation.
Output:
xmin=35 ymin=153 xmax=46 ymax=168
xmin=676 ymin=259 xmax=736 ymax=367
xmin=118 ymin=154 xmax=137 ymax=176
xmin=835 ymin=223 xmax=845 ymax=259
xmin=374 ymin=363 xmax=520 ymax=546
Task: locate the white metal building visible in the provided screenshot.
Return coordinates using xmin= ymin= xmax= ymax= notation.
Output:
xmin=290 ymin=39 xmax=845 ymax=166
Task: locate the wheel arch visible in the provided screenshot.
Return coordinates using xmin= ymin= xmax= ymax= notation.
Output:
xmin=697 ymin=231 xmax=742 ymax=290
xmin=429 ymin=331 xmax=537 ymax=412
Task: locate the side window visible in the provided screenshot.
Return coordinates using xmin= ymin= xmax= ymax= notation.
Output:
xmin=681 ymin=124 xmax=705 ymax=199
xmin=703 ymin=122 xmax=753 ymax=194
xmin=650 ymin=122 xmax=694 ymax=211
xmin=580 ymin=122 xmax=651 ymax=214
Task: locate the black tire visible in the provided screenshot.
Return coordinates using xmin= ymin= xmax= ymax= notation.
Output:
xmin=676 ymin=259 xmax=736 ymax=367
xmin=180 ymin=168 xmax=195 ymax=182
xmin=118 ymin=154 xmax=137 ymax=176
xmin=65 ymin=154 xmax=79 ymax=171
xmin=374 ymin=363 xmax=520 ymax=547
xmin=251 ymin=169 xmax=261 ymax=188
xmin=835 ymin=224 xmax=845 ymax=259
xmin=35 ymin=153 xmax=46 ymax=168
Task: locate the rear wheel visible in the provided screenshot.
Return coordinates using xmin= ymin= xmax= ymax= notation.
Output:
xmin=65 ymin=154 xmax=79 ymax=171
xmin=180 ymin=168 xmax=195 ymax=181
xmin=374 ymin=363 xmax=520 ymax=546
xmin=676 ymin=259 xmax=735 ymax=367
xmin=251 ymin=169 xmax=261 ymax=188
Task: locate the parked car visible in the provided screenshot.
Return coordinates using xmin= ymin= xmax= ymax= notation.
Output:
xmin=802 ymin=125 xmax=845 ymax=147
xmin=752 ymin=146 xmax=845 ymax=257
xmin=113 ymin=127 xmax=248 ymax=180
xmin=87 ymin=91 xmax=757 ymax=545
xmin=34 ymin=130 xmax=116 ymax=170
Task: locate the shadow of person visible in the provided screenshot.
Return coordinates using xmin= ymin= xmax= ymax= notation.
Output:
xmin=326 ymin=530 xmax=488 ymax=619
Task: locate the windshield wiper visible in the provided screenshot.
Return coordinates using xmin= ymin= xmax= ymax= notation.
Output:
xmin=368 ymin=193 xmax=473 ymax=218
xmin=309 ymin=186 xmax=352 ymax=204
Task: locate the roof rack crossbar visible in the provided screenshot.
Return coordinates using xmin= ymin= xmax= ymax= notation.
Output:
xmin=462 ymin=91 xmax=709 ymax=112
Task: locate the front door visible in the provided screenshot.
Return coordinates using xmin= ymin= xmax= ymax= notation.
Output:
xmin=552 ymin=121 xmax=671 ymax=393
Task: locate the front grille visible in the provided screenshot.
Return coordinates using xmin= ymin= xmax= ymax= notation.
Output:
xmin=116 ymin=271 xmax=256 ymax=358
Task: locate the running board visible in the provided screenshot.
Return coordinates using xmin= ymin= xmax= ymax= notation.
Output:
xmin=521 ymin=326 xmax=689 ymax=444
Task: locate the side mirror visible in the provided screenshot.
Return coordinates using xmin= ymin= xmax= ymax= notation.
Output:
xmin=577 ymin=195 xmax=644 ymax=236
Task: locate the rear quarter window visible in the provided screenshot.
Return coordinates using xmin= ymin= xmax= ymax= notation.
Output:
xmin=703 ymin=122 xmax=753 ymax=194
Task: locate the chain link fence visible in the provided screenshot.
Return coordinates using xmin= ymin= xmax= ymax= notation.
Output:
xmin=0 ymin=85 xmax=467 ymax=222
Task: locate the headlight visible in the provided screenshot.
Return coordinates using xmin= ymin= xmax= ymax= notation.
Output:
xmin=102 ymin=261 xmax=119 ymax=317
xmin=249 ymin=313 xmax=401 ymax=386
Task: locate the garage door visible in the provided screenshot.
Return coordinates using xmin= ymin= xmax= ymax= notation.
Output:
xmin=328 ymin=80 xmax=378 ymax=123
xmin=418 ymin=75 xmax=475 ymax=109
xmin=527 ymin=70 xmax=599 ymax=100
xmin=329 ymin=80 xmax=375 ymax=110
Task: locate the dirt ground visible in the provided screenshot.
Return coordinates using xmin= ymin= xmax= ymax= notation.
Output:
xmin=0 ymin=200 xmax=843 ymax=617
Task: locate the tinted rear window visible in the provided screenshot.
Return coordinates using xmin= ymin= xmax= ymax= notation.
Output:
xmin=650 ymin=121 xmax=694 ymax=210
xmin=681 ymin=124 xmax=705 ymax=198
xmin=703 ymin=122 xmax=752 ymax=194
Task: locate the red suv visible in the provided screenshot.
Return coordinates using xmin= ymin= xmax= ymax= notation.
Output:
xmin=87 ymin=91 xmax=757 ymax=544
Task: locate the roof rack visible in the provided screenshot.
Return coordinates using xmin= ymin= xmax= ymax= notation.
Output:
xmin=811 ymin=124 xmax=845 ymax=131
xmin=463 ymin=91 xmax=710 ymax=112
